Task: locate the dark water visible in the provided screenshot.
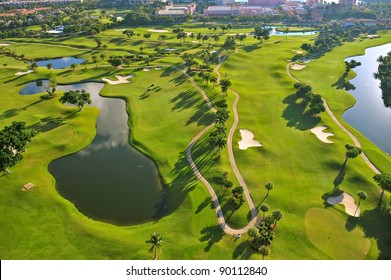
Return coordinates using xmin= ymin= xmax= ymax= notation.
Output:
xmin=35 ymin=57 xmax=85 ymax=69
xmin=343 ymin=43 xmax=391 ymax=155
xmin=19 ymin=81 xmax=170 ymax=225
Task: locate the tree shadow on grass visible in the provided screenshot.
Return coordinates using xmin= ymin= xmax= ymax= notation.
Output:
xmin=199 ymin=225 xmax=225 ymax=252
xmin=28 ymin=116 xmax=64 ymax=133
xmin=0 ymin=108 xmax=22 ymax=119
xmin=332 ymin=72 xmax=348 ymax=89
xmin=232 ymin=240 xmax=257 ymax=260
xmin=170 ymin=89 xmax=201 ymax=112
xmin=282 ymin=94 xmax=320 ymax=131
xmin=242 ymin=44 xmax=259 ymax=53
xmin=333 ymin=164 xmax=346 ymax=189
xmin=195 ymin=196 xmax=213 ymax=214
xmin=358 ymin=207 xmax=391 ymax=259
xmin=345 ymin=216 xmax=358 ymax=232
xmin=169 ymin=72 xmax=187 ymax=86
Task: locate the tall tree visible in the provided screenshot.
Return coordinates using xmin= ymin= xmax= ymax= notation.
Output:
xmin=91 ymin=55 xmax=97 ymax=67
xmin=260 ymin=204 xmax=270 ymax=219
xmin=259 ymin=245 xmax=269 ymax=260
xmin=373 ymin=173 xmax=391 ymax=204
xmin=46 ymin=63 xmax=53 ymax=73
xmin=356 ymin=191 xmax=367 ymax=215
xmin=0 ymin=122 xmax=37 ymax=173
xmin=219 ymin=78 xmax=232 ymax=96
xmin=59 ymin=89 xmax=91 ymax=111
xmin=271 ymin=209 xmax=283 ymax=229
xmin=265 ymin=182 xmax=274 ymax=197
xmin=146 ymin=232 xmax=164 ymax=260
xmin=343 ymin=144 xmax=362 ymax=166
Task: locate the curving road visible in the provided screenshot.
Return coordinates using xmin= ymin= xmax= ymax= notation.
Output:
xmin=184 ymin=53 xmax=261 ymax=235
xmin=286 ymin=62 xmax=380 ymax=174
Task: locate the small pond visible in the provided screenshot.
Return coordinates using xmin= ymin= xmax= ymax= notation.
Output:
xmin=34 ymin=57 xmax=85 ymax=69
xmin=343 ymin=43 xmax=391 ymax=155
xmin=19 ymin=80 xmax=170 ymax=225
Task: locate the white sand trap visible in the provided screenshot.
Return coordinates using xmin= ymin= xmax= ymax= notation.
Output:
xmin=0 ymin=43 xmax=10 ymax=46
xmin=15 ymin=70 xmax=33 ymax=76
xmin=327 ymin=192 xmax=360 ymax=217
xmin=238 ymin=129 xmax=262 ymax=150
xmin=143 ymin=67 xmax=151 ymax=72
xmin=102 ymin=74 xmax=134 ymax=85
xmin=310 ymin=126 xmax=334 ymax=143
xmin=291 ymin=64 xmax=307 ymax=70
xmin=115 ymin=29 xmax=126 ymax=32
xmin=148 ymin=29 xmax=169 ymax=33
xmin=155 ymin=66 xmax=162 ymax=70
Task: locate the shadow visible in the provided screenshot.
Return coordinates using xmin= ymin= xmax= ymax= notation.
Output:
xmin=331 ymin=72 xmax=348 ymax=89
xmin=242 ymin=44 xmax=259 ymax=53
xmin=333 ymin=164 xmax=346 ymax=189
xmin=358 ymin=207 xmax=391 ymax=259
xmin=160 ymin=66 xmax=179 ymax=77
xmin=232 ymin=240 xmax=257 ymax=260
xmin=169 ymin=72 xmax=187 ymax=86
xmin=321 ymin=188 xmax=343 ymax=208
xmin=22 ymin=98 xmax=45 ymax=110
xmin=195 ymin=196 xmax=212 ymax=214
xmin=282 ymin=94 xmax=320 ymax=130
xmin=345 ymin=215 xmax=358 ymax=232
xmin=199 ymin=225 xmax=225 ymax=252
xmin=170 ymin=89 xmax=201 ymax=112
xmin=28 ymin=116 xmax=64 ymax=133
xmin=257 ymin=195 xmax=268 ymax=208
xmin=0 ymin=108 xmax=22 ymax=119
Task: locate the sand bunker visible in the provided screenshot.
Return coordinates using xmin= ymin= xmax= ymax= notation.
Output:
xmin=0 ymin=43 xmax=10 ymax=46
xmin=148 ymin=29 xmax=169 ymax=33
xmin=115 ymin=29 xmax=126 ymax=32
xmin=327 ymin=192 xmax=360 ymax=217
xmin=155 ymin=66 xmax=162 ymax=70
xmin=310 ymin=126 xmax=334 ymax=143
xmin=15 ymin=70 xmax=33 ymax=76
xmin=238 ymin=129 xmax=262 ymax=150
xmin=143 ymin=67 xmax=151 ymax=72
xmin=291 ymin=64 xmax=307 ymax=70
xmin=102 ymin=74 xmax=134 ymax=85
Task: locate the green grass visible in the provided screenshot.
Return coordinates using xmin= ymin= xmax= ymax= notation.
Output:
xmin=0 ymin=24 xmax=390 ymax=260
xmin=305 ymin=207 xmax=370 ymax=259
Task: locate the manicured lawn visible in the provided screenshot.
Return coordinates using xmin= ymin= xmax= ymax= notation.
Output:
xmin=1 ymin=25 xmax=390 ymax=260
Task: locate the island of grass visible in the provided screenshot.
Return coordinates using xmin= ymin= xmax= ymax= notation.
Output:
xmin=0 ymin=20 xmax=390 ymax=260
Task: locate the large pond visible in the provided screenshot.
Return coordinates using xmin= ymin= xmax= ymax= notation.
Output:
xmin=19 ymin=81 xmax=170 ymax=225
xmin=343 ymin=43 xmax=391 ymax=155
xmin=35 ymin=57 xmax=85 ymax=69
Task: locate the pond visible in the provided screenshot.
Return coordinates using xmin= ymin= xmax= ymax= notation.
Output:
xmin=19 ymin=81 xmax=170 ymax=225
xmin=343 ymin=43 xmax=391 ymax=155
xmin=266 ymin=26 xmax=318 ymax=36
xmin=34 ymin=57 xmax=85 ymax=69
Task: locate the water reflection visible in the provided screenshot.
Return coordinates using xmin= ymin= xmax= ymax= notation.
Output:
xmin=19 ymin=81 xmax=170 ymax=225
xmin=34 ymin=57 xmax=85 ymax=69
xmin=343 ymin=43 xmax=391 ymax=155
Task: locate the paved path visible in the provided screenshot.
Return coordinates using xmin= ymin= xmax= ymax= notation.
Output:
xmin=286 ymin=62 xmax=380 ymax=174
xmin=184 ymin=53 xmax=261 ymax=235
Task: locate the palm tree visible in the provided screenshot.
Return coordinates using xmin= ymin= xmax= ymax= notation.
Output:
xmin=260 ymin=204 xmax=270 ymax=219
xmin=343 ymin=144 xmax=362 ymax=166
xmin=31 ymin=62 xmax=38 ymax=71
xmin=210 ymin=76 xmax=217 ymax=88
xmin=99 ymin=53 xmax=106 ymax=61
xmin=70 ymin=63 xmax=76 ymax=71
xmin=271 ymin=209 xmax=283 ymax=229
xmin=356 ymin=191 xmax=367 ymax=215
xmin=219 ymin=78 xmax=232 ymax=96
xmin=373 ymin=173 xmax=391 ymax=205
xmin=284 ymin=27 xmax=289 ymax=40
xmin=146 ymin=232 xmax=164 ymax=260
xmin=91 ymin=55 xmax=97 ymax=67
xmin=247 ymin=227 xmax=259 ymax=241
xmin=259 ymin=245 xmax=269 ymax=260
xmin=46 ymin=63 xmax=53 ymax=73
xmin=265 ymin=182 xmax=274 ymax=197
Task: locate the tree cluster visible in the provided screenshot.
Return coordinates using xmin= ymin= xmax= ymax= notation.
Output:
xmin=209 ymin=99 xmax=229 ymax=154
xmin=59 ymin=89 xmax=91 ymax=111
xmin=293 ymin=82 xmax=325 ymax=116
xmin=0 ymin=122 xmax=37 ymax=173
xmin=374 ymin=51 xmax=391 ymax=108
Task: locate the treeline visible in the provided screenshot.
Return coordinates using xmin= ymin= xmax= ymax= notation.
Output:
xmin=374 ymin=51 xmax=391 ymax=108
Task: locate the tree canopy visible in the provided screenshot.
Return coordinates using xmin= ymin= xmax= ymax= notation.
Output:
xmin=59 ymin=89 xmax=92 ymax=111
xmin=0 ymin=122 xmax=37 ymax=173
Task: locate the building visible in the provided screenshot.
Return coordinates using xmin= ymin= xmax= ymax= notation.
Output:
xmin=204 ymin=5 xmax=279 ymax=16
xmin=155 ymin=2 xmax=196 ymax=16
xmin=339 ymin=0 xmax=357 ymax=6
xmin=247 ymin=0 xmax=286 ymax=6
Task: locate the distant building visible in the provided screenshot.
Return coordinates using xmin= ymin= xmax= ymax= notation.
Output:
xmin=339 ymin=0 xmax=357 ymax=6
xmin=247 ymin=0 xmax=286 ymax=6
xmin=156 ymin=3 xmax=196 ymax=16
xmin=342 ymin=18 xmax=378 ymax=26
xmin=204 ymin=5 xmax=279 ymax=16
